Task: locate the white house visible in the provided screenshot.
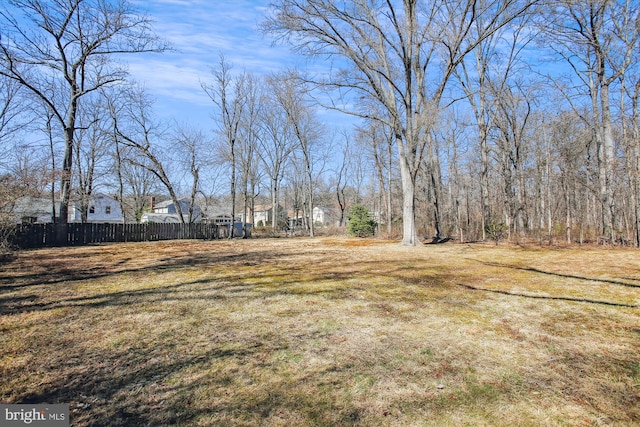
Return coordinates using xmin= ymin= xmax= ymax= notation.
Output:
xmin=152 ymin=199 xmax=202 ymax=222
xmin=11 ymin=197 xmax=57 ymax=223
xmin=140 ymin=212 xmax=182 ymax=223
xmin=69 ymin=194 xmax=123 ymax=223
xmin=312 ymin=206 xmax=341 ymax=227
xmin=253 ymin=204 xmax=286 ymax=227
xmin=11 ymin=195 xmax=123 ymax=223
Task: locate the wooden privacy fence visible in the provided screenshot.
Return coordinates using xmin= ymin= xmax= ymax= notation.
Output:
xmin=11 ymin=222 xmax=222 ymax=249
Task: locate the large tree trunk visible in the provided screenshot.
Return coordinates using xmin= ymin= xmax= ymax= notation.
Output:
xmin=59 ymin=95 xmax=78 ymax=223
xmin=600 ymin=82 xmax=616 ymax=242
xmin=427 ymin=141 xmax=444 ymax=241
xmin=307 ymin=175 xmax=315 ymax=238
xmin=241 ymin=174 xmax=249 ymax=238
xmin=479 ymin=120 xmax=490 ymax=241
xmin=398 ymin=153 xmax=418 ymax=245
xmin=635 ymin=140 xmax=640 ymax=247
xmin=630 ymin=80 xmax=640 ymax=247
xmin=387 ymin=140 xmax=393 ymax=235
xmin=271 ymin=181 xmax=279 ymax=229
xmin=59 ymin=137 xmax=73 ymax=223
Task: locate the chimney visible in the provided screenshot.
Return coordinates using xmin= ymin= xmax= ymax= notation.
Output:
xmin=150 ymin=196 xmax=155 ymax=211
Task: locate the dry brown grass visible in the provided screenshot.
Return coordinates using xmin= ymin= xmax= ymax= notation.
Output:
xmin=0 ymin=238 xmax=639 ymax=426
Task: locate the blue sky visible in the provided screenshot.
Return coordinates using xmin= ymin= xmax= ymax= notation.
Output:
xmin=127 ymin=0 xmax=325 ymax=129
xmin=124 ymin=1 xmax=563 ymax=135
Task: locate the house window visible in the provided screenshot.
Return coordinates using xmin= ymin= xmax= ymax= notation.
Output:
xmin=105 ymin=206 xmax=111 ymax=215
xmin=89 ymin=206 xmax=95 ymax=214
xmin=21 ymin=216 xmax=37 ymax=224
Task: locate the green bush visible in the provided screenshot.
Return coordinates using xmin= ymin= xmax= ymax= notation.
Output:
xmin=346 ymin=205 xmax=377 ymax=238
xmin=485 ymin=219 xmax=508 ymax=245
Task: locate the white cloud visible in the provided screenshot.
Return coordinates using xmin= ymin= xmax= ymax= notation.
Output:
xmin=123 ymin=0 xmax=339 ymax=126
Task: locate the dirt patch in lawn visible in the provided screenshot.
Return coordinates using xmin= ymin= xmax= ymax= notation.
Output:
xmin=1 ymin=238 xmax=638 ymax=426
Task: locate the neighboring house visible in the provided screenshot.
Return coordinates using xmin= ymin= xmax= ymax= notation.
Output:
xmin=208 ymin=214 xmax=234 ymax=226
xmin=282 ymin=206 xmax=340 ymax=228
xmin=152 ymin=199 xmax=202 ymax=222
xmin=11 ymin=195 xmax=123 ymax=223
xmin=140 ymin=212 xmax=182 ymax=223
xmin=201 ymin=208 xmax=250 ymax=237
xmin=201 ymin=206 xmax=235 ymax=226
xmin=312 ymin=206 xmax=340 ymax=227
xmin=253 ymin=204 xmax=286 ymax=227
xmin=287 ymin=209 xmax=304 ymax=229
xmin=11 ymin=197 xmax=57 ymax=224
xmin=69 ymin=194 xmax=123 ymax=223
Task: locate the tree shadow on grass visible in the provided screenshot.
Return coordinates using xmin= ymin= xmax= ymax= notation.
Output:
xmin=469 ymin=259 xmax=640 ymax=289
xmin=453 ymin=259 xmax=640 ymax=308
xmin=3 ymin=244 xmax=639 ymax=425
xmin=0 ymin=249 xmax=286 ymax=291
xmin=1 ymin=250 xmax=457 ymax=316
xmin=0 ymin=266 xmax=437 ymax=317
xmin=457 ymin=283 xmax=637 ymax=308
xmin=0 ymin=248 xmax=305 ymax=317
xmin=16 ymin=338 xmax=287 ymax=426
xmin=4 ymin=259 xmax=389 ymax=426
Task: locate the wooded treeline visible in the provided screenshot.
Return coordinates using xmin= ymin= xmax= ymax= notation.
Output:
xmin=1 ymin=0 xmax=639 ymax=246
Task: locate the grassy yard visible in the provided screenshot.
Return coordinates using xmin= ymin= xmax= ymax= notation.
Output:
xmin=0 ymin=238 xmax=639 ymax=426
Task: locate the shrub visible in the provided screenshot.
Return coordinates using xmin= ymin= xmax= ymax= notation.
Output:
xmin=485 ymin=219 xmax=508 ymax=245
xmin=346 ymin=205 xmax=377 ymax=238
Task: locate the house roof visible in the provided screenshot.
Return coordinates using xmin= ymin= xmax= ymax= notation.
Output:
xmin=12 ymin=197 xmax=57 ymax=216
xmin=204 ymin=208 xmax=233 ymax=217
xmin=140 ymin=212 xmax=182 ymax=223
xmin=154 ymin=199 xmax=201 ymax=209
xmin=90 ymin=194 xmax=118 ymax=202
xmin=254 ymin=204 xmax=284 ymax=212
xmin=314 ymin=206 xmax=341 ymax=214
xmin=153 ymin=199 xmax=175 ymax=208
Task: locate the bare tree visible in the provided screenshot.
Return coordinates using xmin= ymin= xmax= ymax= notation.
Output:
xmin=421 ymin=129 xmax=445 ymax=241
xmin=43 ymin=104 xmax=61 ymax=222
xmin=272 ymin=72 xmax=324 ymax=237
xmin=356 ymin=120 xmax=395 ymax=235
xmin=74 ymin=95 xmax=111 ymax=222
xmin=453 ymin=15 xmax=535 ymax=239
xmin=257 ymin=74 xmax=297 ymax=230
xmin=455 ymin=40 xmax=495 ymax=240
xmin=110 ymin=85 xmax=184 ymax=222
xmin=541 ymin=0 xmax=639 ymax=242
xmin=334 ymin=131 xmax=351 ymax=228
xmin=437 ymin=109 xmax=472 ymax=242
xmin=104 ymin=87 xmax=128 ymax=224
xmin=236 ymin=74 xmax=262 ymax=237
xmin=622 ymin=73 xmax=640 ymax=246
xmin=490 ymin=80 xmax=533 ymax=240
xmin=202 ymin=56 xmax=247 ymax=237
xmin=0 ymin=75 xmax=26 ymax=156
xmin=174 ymin=124 xmax=207 ymax=223
xmin=546 ymin=111 xmax=590 ymax=244
xmin=284 ymin=164 xmax=305 ymax=232
xmin=0 ymin=75 xmax=36 ymax=223
xmin=265 ymin=0 xmax=539 ymax=245
xmin=0 ymin=0 xmax=167 ymax=223
xmin=119 ymin=157 xmax=159 ymax=222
